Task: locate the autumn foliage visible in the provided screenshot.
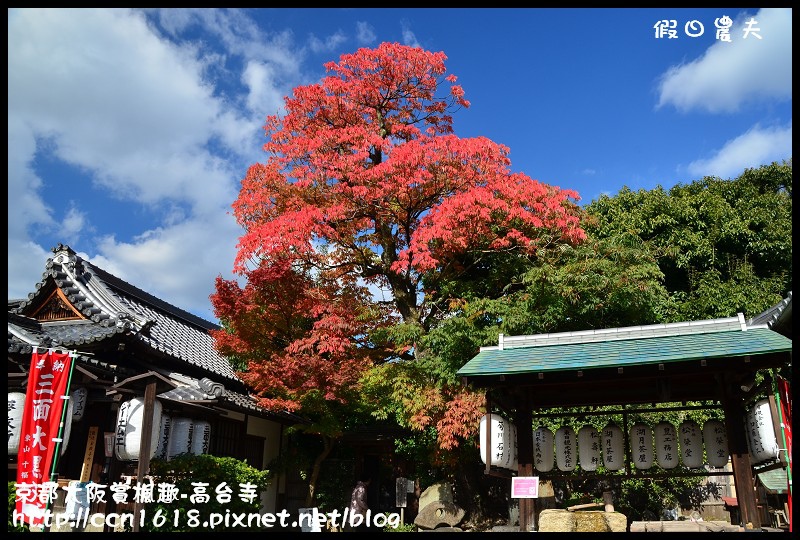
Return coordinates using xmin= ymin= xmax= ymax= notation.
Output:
xmin=212 ymin=43 xmax=586 ymax=449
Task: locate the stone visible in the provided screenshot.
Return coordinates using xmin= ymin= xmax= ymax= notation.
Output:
xmin=537 ymin=509 xmax=627 ymax=532
xmin=575 ymin=511 xmax=609 ymax=532
xmin=490 ymin=525 xmax=521 ymax=532
xmin=537 ymin=509 xmax=575 ymax=532
xmin=603 ymin=511 xmax=628 ymax=532
xmin=414 ymin=501 xmax=466 ymax=530
xmin=418 ymin=482 xmax=455 ymax=511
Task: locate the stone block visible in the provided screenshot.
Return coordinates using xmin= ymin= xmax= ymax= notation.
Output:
xmin=414 ymin=501 xmax=466 ymax=530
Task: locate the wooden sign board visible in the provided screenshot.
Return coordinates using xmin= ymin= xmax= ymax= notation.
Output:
xmin=79 ymin=426 xmax=99 ymax=483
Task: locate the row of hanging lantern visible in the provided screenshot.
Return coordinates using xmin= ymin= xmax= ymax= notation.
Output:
xmin=536 ymin=420 xmax=731 ymax=471
xmin=479 ymin=402 xmax=779 ymax=472
xmin=9 ymin=390 xmax=212 ymax=462
xmin=114 ymin=397 xmax=211 ymax=461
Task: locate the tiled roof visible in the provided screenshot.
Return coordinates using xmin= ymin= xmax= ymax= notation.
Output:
xmin=757 ymin=468 xmax=789 ymax=494
xmin=748 ymin=291 xmax=792 ymax=334
xmin=7 ymin=313 xmax=129 ymax=376
xmin=8 ymin=244 xmax=300 ymax=424
xmin=10 ymin=244 xmax=238 ymax=382
xmin=458 ymin=317 xmax=792 ymax=379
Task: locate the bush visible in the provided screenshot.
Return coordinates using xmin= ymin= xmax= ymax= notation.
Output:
xmin=143 ymin=454 xmax=271 ymax=532
xmin=8 ymin=481 xmax=29 ymax=533
xmin=385 ymin=522 xmax=416 ymax=532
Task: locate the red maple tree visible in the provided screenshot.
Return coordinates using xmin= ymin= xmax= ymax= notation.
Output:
xmin=211 ymin=43 xmax=585 ymax=479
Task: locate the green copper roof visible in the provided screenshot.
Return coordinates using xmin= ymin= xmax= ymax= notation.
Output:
xmin=758 ymin=468 xmax=789 ymax=494
xmin=457 ymin=326 xmax=792 ymax=378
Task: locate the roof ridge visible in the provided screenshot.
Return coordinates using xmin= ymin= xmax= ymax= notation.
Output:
xmin=496 ymin=316 xmax=745 ymax=350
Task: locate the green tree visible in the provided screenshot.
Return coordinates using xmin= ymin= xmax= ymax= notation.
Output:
xmin=585 ymin=160 xmax=792 ymax=320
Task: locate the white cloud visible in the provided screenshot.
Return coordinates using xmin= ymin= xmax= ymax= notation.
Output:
xmin=656 ymin=8 xmax=792 ymax=113
xmin=7 ymin=240 xmax=52 ymax=302
xmin=61 ymin=206 xmax=89 ymax=244
xmin=243 ymin=60 xmax=288 ymax=119
xmin=91 ymin=212 xmax=244 ymax=322
xmin=400 ymin=20 xmax=422 ymax=48
xmin=356 ymin=21 xmax=377 ymax=45
xmin=308 ymin=31 xmax=348 ymax=54
xmin=686 ymin=123 xmax=792 ymax=179
xmin=7 ymin=8 xmax=306 ymax=319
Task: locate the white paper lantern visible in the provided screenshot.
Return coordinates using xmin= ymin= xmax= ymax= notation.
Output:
xmin=167 ymin=417 xmax=194 ymax=460
xmin=479 ymin=414 xmax=509 ymax=467
xmin=114 ymin=397 xmax=163 ymax=461
xmin=555 ymin=426 xmax=577 ymax=471
xmin=703 ymin=419 xmax=729 ymax=468
xmin=533 ymin=426 xmax=554 ymax=472
xmin=578 ymin=425 xmax=601 ymax=471
xmin=679 ymin=420 xmax=704 ymax=468
xmin=746 ymin=399 xmax=779 ymax=464
xmin=630 ymin=423 xmax=654 ymax=470
xmin=8 ymin=392 xmax=25 ymax=455
xmin=155 ymin=415 xmax=171 ymax=460
xmin=59 ymin=394 xmax=74 ymax=456
xmin=655 ymin=422 xmax=679 ymax=469
xmin=191 ymin=420 xmax=211 ymax=455
xmin=602 ymin=424 xmax=625 ymax=471
xmin=70 ymin=387 xmax=88 ymax=422
xmin=502 ymin=423 xmax=518 ymax=470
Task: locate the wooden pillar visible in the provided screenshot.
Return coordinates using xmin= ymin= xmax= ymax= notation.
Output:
xmin=516 ymin=404 xmax=535 ymax=531
xmin=720 ymin=373 xmax=761 ymax=529
xmin=132 ymin=381 xmax=156 ymax=532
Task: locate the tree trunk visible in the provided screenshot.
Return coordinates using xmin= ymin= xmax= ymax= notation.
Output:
xmin=305 ymin=435 xmax=336 ymax=508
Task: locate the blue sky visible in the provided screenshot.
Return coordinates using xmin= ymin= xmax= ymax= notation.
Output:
xmin=8 ymin=8 xmax=792 ymax=323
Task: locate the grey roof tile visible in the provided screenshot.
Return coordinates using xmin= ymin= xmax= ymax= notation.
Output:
xmin=8 ymin=244 xmax=294 ymax=423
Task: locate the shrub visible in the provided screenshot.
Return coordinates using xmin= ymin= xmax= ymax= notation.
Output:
xmin=8 ymin=481 xmax=29 ymax=533
xmin=143 ymin=454 xmax=271 ymax=532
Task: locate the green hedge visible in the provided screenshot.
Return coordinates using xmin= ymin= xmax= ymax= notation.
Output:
xmin=143 ymin=454 xmax=271 ymax=532
xmin=8 ymin=481 xmax=29 ymax=533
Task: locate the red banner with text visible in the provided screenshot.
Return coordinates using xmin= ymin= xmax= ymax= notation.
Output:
xmin=15 ymin=349 xmax=73 ymax=527
xmin=777 ymin=376 xmax=791 ymax=532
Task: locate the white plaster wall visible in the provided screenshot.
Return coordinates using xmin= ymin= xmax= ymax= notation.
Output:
xmin=247 ymin=415 xmax=284 ymax=513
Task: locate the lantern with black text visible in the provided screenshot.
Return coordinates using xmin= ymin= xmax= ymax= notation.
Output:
xmin=702 ymin=419 xmax=729 ymax=468
xmin=8 ymin=392 xmax=25 ymax=455
xmin=155 ymin=414 xmax=171 ymax=460
xmin=166 ymin=417 xmax=193 ymax=460
xmin=630 ymin=423 xmax=654 ymax=470
xmin=114 ymin=397 xmax=163 ymax=461
xmin=479 ymin=414 xmax=510 ymax=468
xmin=578 ymin=425 xmax=601 ymax=471
xmin=746 ymin=398 xmax=779 ymax=464
xmin=190 ymin=420 xmax=211 ymax=455
xmin=679 ymin=420 xmax=704 ymax=468
xmin=70 ymin=387 xmax=88 ymax=422
xmin=555 ymin=426 xmax=577 ymax=471
xmin=655 ymin=421 xmax=678 ymax=469
xmin=503 ymin=423 xmax=518 ymax=470
xmin=602 ymin=423 xmax=624 ymax=471
xmin=534 ymin=426 xmax=554 ymax=472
